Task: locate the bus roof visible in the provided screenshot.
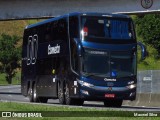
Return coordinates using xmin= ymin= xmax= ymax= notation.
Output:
xmin=26 ymin=12 xmax=130 ymax=29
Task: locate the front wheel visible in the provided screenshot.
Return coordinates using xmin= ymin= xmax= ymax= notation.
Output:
xmin=65 ymin=84 xmax=84 ymax=105
xmin=65 ymin=84 xmax=75 ymax=105
xmin=104 ymin=100 xmax=123 ymax=108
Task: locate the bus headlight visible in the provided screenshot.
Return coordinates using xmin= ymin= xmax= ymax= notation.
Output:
xmin=78 ymin=80 xmax=94 ymax=88
xmin=127 ymin=84 xmax=136 ymax=89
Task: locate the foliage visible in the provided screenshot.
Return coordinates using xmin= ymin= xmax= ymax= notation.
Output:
xmin=134 ymin=14 xmax=160 ymax=54
xmin=0 ymin=34 xmax=21 ymax=84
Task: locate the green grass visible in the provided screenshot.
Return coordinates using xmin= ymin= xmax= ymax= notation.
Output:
xmin=0 ymin=102 xmax=159 ymax=120
xmin=0 ymin=19 xmax=43 ymax=46
xmin=0 ymin=72 xmax=21 ymax=85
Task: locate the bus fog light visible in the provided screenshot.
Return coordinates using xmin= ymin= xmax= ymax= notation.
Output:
xmin=127 ymin=84 xmax=136 ymax=89
xmin=130 ymin=92 xmax=136 ymax=97
xmin=81 ymin=90 xmax=89 ymax=95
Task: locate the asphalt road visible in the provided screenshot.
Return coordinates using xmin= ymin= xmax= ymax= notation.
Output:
xmin=0 ymin=85 xmax=160 ymax=112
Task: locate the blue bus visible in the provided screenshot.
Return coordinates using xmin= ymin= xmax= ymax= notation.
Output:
xmin=21 ymin=12 xmax=146 ymax=107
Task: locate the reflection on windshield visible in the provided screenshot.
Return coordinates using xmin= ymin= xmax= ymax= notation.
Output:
xmin=110 ymin=51 xmax=136 ymax=78
xmin=82 ymin=49 xmax=136 ymax=78
xmin=82 ymin=50 xmax=110 ymax=77
xmin=81 ymin=17 xmax=134 ymax=40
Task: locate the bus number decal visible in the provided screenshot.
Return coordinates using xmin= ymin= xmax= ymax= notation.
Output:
xmin=27 ymin=34 xmax=38 ymax=65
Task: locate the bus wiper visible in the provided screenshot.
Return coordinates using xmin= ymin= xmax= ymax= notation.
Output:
xmin=83 ymin=73 xmax=96 ymax=78
xmin=121 ymin=75 xmax=136 ymax=79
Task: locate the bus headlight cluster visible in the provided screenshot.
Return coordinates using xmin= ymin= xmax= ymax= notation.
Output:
xmin=78 ymin=80 xmax=94 ymax=88
xmin=127 ymin=84 xmax=136 ymax=89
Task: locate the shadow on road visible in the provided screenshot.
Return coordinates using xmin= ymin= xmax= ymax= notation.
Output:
xmin=0 ymin=92 xmax=21 ymax=95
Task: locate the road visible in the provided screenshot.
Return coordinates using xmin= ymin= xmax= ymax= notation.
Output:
xmin=0 ymin=85 xmax=160 ymax=112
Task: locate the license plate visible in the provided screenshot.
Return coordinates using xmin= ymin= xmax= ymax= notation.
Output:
xmin=105 ymin=94 xmax=115 ymax=98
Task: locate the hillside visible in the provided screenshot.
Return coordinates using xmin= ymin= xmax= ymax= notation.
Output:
xmin=0 ymin=18 xmax=160 ymax=70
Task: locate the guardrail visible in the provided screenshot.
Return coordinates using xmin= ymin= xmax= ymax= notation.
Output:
xmin=124 ymin=70 xmax=160 ymax=107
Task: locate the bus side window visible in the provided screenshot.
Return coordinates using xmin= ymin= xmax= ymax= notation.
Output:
xmin=69 ymin=16 xmax=79 ymax=38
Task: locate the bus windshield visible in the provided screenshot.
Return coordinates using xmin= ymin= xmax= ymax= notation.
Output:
xmin=81 ymin=16 xmax=135 ymax=43
xmin=82 ymin=49 xmax=136 ymax=78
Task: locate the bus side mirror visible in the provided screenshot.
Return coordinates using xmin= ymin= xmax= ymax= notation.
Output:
xmin=137 ymin=42 xmax=147 ymax=60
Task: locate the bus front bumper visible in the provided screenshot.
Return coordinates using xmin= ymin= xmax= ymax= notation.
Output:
xmin=78 ymin=84 xmax=136 ymax=101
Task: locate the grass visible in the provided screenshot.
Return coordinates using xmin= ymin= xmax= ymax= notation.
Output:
xmin=0 ymin=102 xmax=159 ymax=120
xmin=0 ymin=72 xmax=21 ymax=85
xmin=0 ymin=19 xmax=43 ymax=46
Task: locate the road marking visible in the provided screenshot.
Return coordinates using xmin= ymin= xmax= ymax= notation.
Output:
xmin=8 ymin=95 xmax=12 ymax=97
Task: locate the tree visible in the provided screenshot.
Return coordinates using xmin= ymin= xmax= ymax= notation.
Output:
xmin=0 ymin=34 xmax=21 ymax=84
xmin=135 ymin=14 xmax=160 ymax=54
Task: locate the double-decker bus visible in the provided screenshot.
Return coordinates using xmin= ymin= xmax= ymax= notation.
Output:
xmin=21 ymin=12 xmax=146 ymax=107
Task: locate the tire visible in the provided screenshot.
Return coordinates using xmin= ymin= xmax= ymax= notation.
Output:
xmin=33 ymin=83 xmax=48 ymax=103
xmin=104 ymin=100 xmax=123 ymax=108
xmin=33 ymin=83 xmax=39 ymax=102
xmin=58 ymin=82 xmax=65 ymax=104
xmin=28 ymin=86 xmax=33 ymax=102
xmin=65 ymin=84 xmax=75 ymax=105
xmin=65 ymin=84 xmax=84 ymax=105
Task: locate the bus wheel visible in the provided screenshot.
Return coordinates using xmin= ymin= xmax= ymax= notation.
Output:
xmin=58 ymin=82 xmax=65 ymax=104
xmin=65 ymin=84 xmax=75 ymax=105
xmin=33 ymin=83 xmax=39 ymax=102
xmin=104 ymin=100 xmax=123 ymax=108
xmin=28 ymin=86 xmax=33 ymax=102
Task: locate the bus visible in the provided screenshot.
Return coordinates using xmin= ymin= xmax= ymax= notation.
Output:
xmin=21 ymin=12 xmax=146 ymax=107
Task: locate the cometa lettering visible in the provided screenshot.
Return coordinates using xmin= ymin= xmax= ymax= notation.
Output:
xmin=48 ymin=44 xmax=60 ymax=55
